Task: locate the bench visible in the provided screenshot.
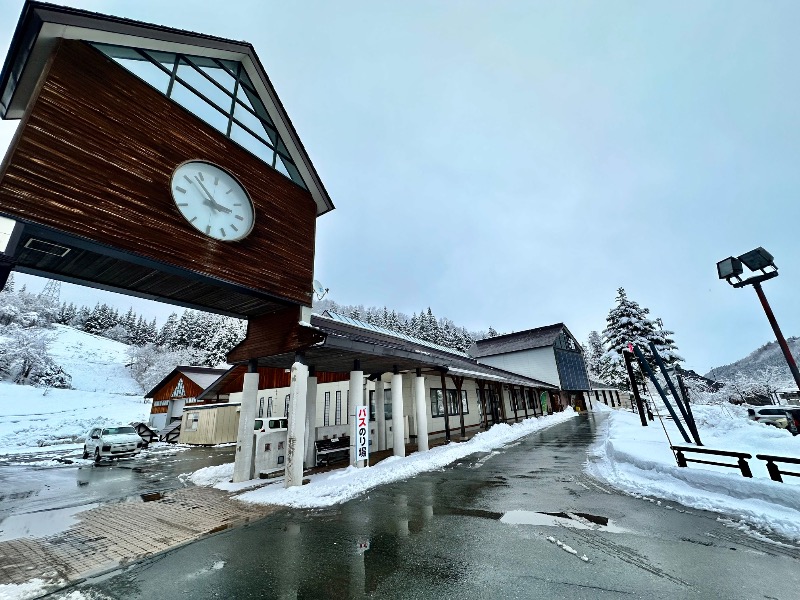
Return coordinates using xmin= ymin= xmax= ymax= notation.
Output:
xmin=755 ymin=454 xmax=800 ymax=483
xmin=315 ymin=436 xmax=350 ymax=467
xmin=671 ymin=445 xmax=753 ymax=478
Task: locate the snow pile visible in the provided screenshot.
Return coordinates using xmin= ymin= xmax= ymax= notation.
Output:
xmin=0 ymin=579 xmax=61 ymax=600
xmin=189 ymin=462 xmax=235 ymax=487
xmin=587 ymin=404 xmax=800 ymax=541
xmin=222 ymin=410 xmax=577 ymax=508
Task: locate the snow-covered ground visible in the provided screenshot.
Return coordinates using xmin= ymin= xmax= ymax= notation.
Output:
xmin=189 ymin=410 xmax=578 ymax=508
xmin=587 ymin=403 xmax=800 ymax=542
xmin=0 ymin=326 xmax=148 ymax=454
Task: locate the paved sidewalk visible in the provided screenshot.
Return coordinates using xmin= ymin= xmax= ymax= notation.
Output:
xmin=0 ymin=487 xmax=277 ymax=588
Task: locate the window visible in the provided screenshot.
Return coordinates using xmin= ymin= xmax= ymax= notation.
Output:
xmin=267 ymin=396 xmax=273 ymax=418
xmin=346 ymin=390 xmax=350 ymax=425
xmin=278 ymin=441 xmax=284 ymax=450
xmin=257 ymin=396 xmax=264 ymax=419
xmin=187 ymin=412 xmax=200 ymax=431
xmin=323 ymin=392 xmax=331 ymax=426
xmin=384 ymin=388 xmax=392 ymax=421
xmin=284 ymin=394 xmax=290 ymax=418
xmin=335 ymin=391 xmax=342 ymax=425
xmin=369 ymin=390 xmax=376 ymax=421
xmin=89 ymin=42 xmax=307 ymax=189
xmin=430 ymin=389 xmax=469 ymax=417
xmin=277 ymin=455 xmax=285 ymax=465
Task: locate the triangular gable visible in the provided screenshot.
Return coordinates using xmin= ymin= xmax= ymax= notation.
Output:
xmin=0 ymin=1 xmax=334 ymax=216
xmin=172 ymin=378 xmax=186 ymax=399
xmin=90 ymin=43 xmax=305 ymax=189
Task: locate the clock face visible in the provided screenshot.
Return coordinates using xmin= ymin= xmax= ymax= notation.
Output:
xmin=170 ymin=161 xmax=255 ymax=241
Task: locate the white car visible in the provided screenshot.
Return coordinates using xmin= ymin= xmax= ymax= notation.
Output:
xmin=747 ymin=406 xmax=795 ymax=428
xmin=83 ymin=426 xmax=144 ymax=462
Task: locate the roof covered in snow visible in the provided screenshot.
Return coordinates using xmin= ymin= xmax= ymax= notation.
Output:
xmin=145 ymin=366 xmax=229 ymax=399
xmin=471 ymin=324 xmax=566 ymax=358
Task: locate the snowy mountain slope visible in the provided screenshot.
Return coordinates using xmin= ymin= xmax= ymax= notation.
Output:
xmin=705 ymin=337 xmax=800 ymax=382
xmin=0 ymin=383 xmax=150 ymax=453
xmin=47 ymin=324 xmax=140 ymax=394
xmin=0 ymin=325 xmax=148 ymax=453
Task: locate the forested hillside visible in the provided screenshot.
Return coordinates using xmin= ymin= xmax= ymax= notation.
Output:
xmin=705 ymin=337 xmax=800 ymax=383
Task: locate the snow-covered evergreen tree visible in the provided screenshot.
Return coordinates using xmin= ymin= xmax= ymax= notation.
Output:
xmin=585 ymin=331 xmax=605 ymax=380
xmin=650 ymin=318 xmax=684 ymax=368
xmin=601 ymin=288 xmax=658 ymax=389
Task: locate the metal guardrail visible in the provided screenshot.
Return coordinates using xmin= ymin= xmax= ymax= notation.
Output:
xmin=671 ymin=445 xmax=753 ymax=478
xmin=755 ymin=454 xmax=800 ymax=483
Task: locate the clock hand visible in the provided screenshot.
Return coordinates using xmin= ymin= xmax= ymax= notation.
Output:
xmin=195 ymin=177 xmax=232 ymax=213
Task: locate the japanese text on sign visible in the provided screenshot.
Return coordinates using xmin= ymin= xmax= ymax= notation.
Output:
xmin=355 ymin=406 xmax=369 ymax=462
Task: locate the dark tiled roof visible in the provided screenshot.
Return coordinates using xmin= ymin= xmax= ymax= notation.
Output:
xmin=471 ymin=324 xmax=565 ymax=358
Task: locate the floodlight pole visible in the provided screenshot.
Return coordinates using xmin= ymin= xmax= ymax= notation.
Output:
xmin=752 ymin=281 xmax=800 ymax=391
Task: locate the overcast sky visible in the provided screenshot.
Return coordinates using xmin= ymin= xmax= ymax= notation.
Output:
xmin=2 ymin=0 xmax=800 ymax=375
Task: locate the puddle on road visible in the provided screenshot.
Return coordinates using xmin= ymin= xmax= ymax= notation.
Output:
xmin=0 ymin=503 xmax=98 ymax=541
xmin=500 ymin=510 xmax=630 ymax=533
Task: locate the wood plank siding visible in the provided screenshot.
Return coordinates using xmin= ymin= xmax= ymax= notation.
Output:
xmin=217 ymin=365 xmax=350 ymax=395
xmin=0 ymin=40 xmax=317 ymax=312
xmin=151 ymin=373 xmax=206 ymax=402
xmin=227 ymin=306 xmax=324 ymax=363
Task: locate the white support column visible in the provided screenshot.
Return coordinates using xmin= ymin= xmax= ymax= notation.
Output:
xmin=375 ymin=378 xmax=386 ymax=452
xmin=392 ymin=371 xmax=405 ymax=457
xmin=414 ymin=371 xmax=428 ymax=452
xmin=349 ymin=365 xmax=365 ymax=467
xmin=304 ymin=370 xmax=318 ymax=469
xmin=233 ymin=361 xmax=259 ymax=483
xmin=285 ymin=361 xmax=308 ymax=488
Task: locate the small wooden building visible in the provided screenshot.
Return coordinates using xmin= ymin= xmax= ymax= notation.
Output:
xmin=145 ymin=366 xmax=229 ymax=431
xmin=179 ymin=402 xmax=240 ymax=445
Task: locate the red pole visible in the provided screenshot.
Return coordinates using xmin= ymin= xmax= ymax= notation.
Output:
xmin=753 ymin=281 xmax=800 ymax=392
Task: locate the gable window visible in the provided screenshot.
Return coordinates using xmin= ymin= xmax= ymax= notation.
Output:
xmin=90 ymin=42 xmax=307 ymax=189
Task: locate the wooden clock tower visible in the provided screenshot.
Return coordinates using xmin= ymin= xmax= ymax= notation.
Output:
xmin=0 ymin=1 xmax=333 ymax=354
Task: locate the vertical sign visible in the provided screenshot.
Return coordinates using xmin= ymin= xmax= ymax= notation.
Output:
xmin=355 ymin=406 xmax=369 ymax=464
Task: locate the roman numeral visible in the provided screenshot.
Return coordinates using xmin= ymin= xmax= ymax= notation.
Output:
xmin=220 ymin=227 xmax=226 ymax=238
xmin=175 ymin=186 xmax=187 ymax=194
xmin=177 ymin=202 xmax=188 ymax=207
xmin=226 ymin=189 xmax=233 ymax=194
xmin=205 ymin=225 xmax=211 ymax=234
xmin=230 ymin=224 xmax=239 ymax=232
xmin=183 ymin=175 xmax=192 ymax=184
xmin=197 ymin=171 xmax=204 ymax=181
xmin=235 ymin=215 xmax=244 ymax=221
xmin=189 ymin=216 xmax=197 ymax=223
xmin=214 ymin=177 xmax=219 ymax=186
xmin=233 ymin=203 xmax=241 ymax=206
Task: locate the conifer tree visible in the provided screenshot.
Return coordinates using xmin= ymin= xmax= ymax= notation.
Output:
xmin=601 ymin=288 xmax=658 ymax=388
xmin=585 ymin=331 xmax=605 ymax=381
xmin=157 ymin=313 xmax=179 ymax=348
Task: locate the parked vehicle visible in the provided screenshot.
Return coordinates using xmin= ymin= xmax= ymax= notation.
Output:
xmin=83 ymin=426 xmax=145 ymax=463
xmin=747 ymin=407 xmax=795 ymax=428
xmin=783 ymin=408 xmax=800 ymax=436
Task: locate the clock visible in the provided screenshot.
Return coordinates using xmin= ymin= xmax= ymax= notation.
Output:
xmin=170 ymin=161 xmax=255 ymax=241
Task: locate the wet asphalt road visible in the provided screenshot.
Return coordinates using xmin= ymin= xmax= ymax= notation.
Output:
xmin=0 ymin=444 xmax=235 ymax=539
xmin=47 ymin=413 xmax=800 ymax=600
